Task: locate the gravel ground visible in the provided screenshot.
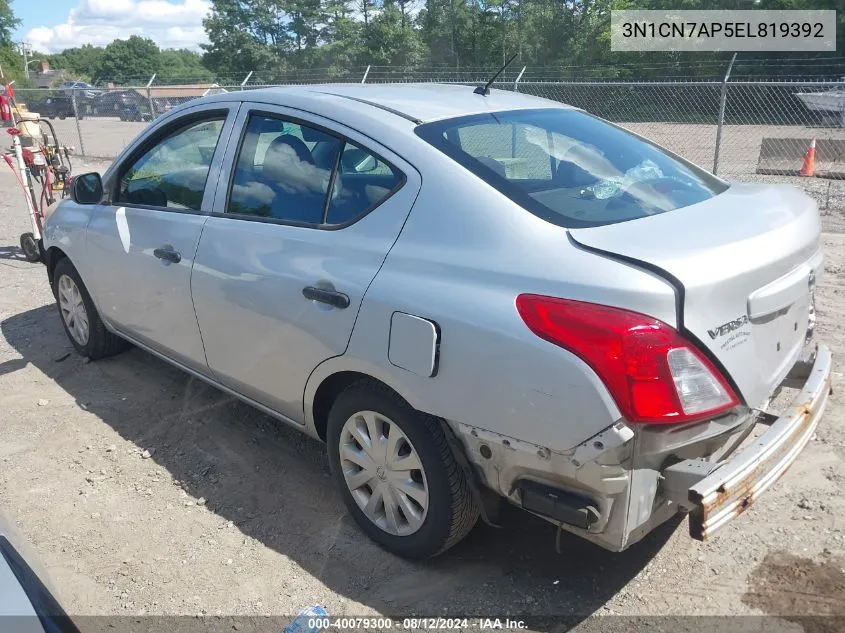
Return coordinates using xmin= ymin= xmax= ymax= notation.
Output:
xmin=0 ymin=158 xmax=844 ymax=631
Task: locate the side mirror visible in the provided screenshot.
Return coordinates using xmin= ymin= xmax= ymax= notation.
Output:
xmin=71 ymin=172 xmax=103 ymax=205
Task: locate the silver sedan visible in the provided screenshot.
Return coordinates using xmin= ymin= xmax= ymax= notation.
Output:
xmin=42 ymin=84 xmax=831 ymax=558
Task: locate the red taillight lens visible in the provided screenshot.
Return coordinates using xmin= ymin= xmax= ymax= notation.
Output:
xmin=515 ymin=294 xmax=739 ymax=424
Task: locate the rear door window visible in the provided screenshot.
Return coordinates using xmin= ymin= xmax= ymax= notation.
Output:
xmin=417 ymin=108 xmax=728 ymax=228
xmin=227 ymin=113 xmax=404 ymax=226
xmin=326 ymin=141 xmax=403 ymax=224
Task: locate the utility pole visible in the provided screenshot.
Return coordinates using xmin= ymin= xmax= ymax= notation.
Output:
xmin=18 ymin=42 xmax=33 ymax=80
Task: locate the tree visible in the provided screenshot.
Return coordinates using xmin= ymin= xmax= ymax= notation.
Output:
xmin=320 ymin=0 xmax=364 ymax=70
xmin=365 ymin=0 xmax=424 ymax=66
xmin=202 ymin=0 xmax=289 ymax=76
xmin=94 ymin=36 xmax=160 ymax=84
xmin=158 ymin=49 xmax=214 ymax=83
xmin=47 ymin=45 xmax=105 ymax=81
xmin=197 ymin=0 xmax=844 ymax=79
xmin=0 ymin=0 xmax=19 ymax=48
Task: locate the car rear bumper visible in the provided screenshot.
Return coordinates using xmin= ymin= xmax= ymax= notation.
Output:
xmin=686 ymin=343 xmax=832 ymax=540
xmin=450 ymin=344 xmax=831 ymax=552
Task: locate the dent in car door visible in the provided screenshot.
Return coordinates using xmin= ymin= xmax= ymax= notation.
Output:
xmin=82 ymin=106 xmax=239 ymax=372
xmin=191 ymin=107 xmax=420 ymax=422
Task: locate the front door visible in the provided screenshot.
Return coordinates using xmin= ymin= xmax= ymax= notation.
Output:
xmin=191 ymin=106 xmax=420 ymax=421
xmin=83 ymin=106 xmax=237 ymax=372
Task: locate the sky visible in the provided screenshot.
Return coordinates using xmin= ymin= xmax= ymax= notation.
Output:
xmin=11 ymin=0 xmax=212 ymax=53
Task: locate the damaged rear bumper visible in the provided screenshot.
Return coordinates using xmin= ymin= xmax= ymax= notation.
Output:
xmin=450 ymin=344 xmax=831 ymax=551
xmin=685 ymin=344 xmax=832 ymax=540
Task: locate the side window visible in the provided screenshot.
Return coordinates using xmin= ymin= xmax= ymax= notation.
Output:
xmin=117 ymin=116 xmax=225 ymax=211
xmin=326 ymin=141 xmax=403 ymax=224
xmin=228 ymin=114 xmax=341 ymax=223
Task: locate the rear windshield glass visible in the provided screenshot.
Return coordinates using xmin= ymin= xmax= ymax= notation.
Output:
xmin=415 ymin=108 xmax=728 ymax=228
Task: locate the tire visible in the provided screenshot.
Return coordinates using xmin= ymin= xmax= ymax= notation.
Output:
xmin=327 ymin=381 xmax=479 ymax=559
xmin=52 ymin=258 xmax=128 ymax=360
xmin=19 ymin=233 xmax=41 ymax=263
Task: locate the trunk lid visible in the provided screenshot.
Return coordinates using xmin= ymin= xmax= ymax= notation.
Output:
xmin=569 ymin=183 xmax=823 ymax=409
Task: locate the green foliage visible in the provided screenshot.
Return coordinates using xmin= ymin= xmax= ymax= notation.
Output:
xmin=46 ymin=45 xmax=105 ymax=81
xmin=9 ymin=0 xmax=843 ymax=87
xmin=197 ymin=0 xmax=843 ymax=80
xmin=0 ymin=0 xmax=19 ymax=48
xmin=94 ymin=36 xmax=161 ymax=83
xmin=42 ymin=40 xmax=212 ymax=85
xmin=158 ymin=49 xmax=215 ymax=82
xmin=0 ymin=43 xmax=20 ymax=81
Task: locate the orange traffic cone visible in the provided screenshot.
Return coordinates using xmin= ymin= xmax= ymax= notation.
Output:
xmin=800 ymin=138 xmax=816 ymax=177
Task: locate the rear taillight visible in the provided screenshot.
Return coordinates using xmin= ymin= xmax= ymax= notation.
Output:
xmin=515 ymin=294 xmax=739 ymax=425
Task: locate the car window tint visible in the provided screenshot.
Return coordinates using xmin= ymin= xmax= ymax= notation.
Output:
xmin=117 ymin=117 xmax=225 ymax=211
xmin=457 ymin=123 xmax=552 ymax=180
xmin=325 ymin=141 xmax=403 ymax=225
xmin=228 ymin=114 xmax=341 ymax=223
xmin=417 ymin=108 xmax=728 ymax=228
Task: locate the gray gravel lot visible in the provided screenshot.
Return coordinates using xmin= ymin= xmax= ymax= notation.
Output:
xmin=0 ymin=154 xmax=844 ymax=631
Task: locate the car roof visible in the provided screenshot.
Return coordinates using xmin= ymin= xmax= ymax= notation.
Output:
xmin=205 ymin=83 xmax=569 ymax=124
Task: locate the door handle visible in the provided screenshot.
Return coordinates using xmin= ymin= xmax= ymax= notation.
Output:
xmin=302 ymin=286 xmax=350 ymax=309
xmin=153 ymin=247 xmax=181 ymax=264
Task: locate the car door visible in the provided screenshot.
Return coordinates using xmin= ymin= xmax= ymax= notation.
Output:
xmin=82 ymin=104 xmax=240 ymax=372
xmin=190 ymin=104 xmax=421 ymax=422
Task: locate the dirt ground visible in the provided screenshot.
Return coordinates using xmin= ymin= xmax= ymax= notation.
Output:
xmin=1 ymin=159 xmax=845 ymax=631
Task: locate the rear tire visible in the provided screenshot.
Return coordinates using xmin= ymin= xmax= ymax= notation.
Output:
xmin=52 ymin=258 xmax=128 ymax=360
xmin=327 ymin=381 xmax=479 ymax=559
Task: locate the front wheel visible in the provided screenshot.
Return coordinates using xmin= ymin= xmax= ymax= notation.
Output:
xmin=52 ymin=258 xmax=128 ymax=359
xmin=327 ymin=382 xmax=479 ymax=559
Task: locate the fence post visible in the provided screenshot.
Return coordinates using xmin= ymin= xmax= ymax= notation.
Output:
xmin=240 ymin=71 xmax=253 ymax=91
xmin=71 ymin=88 xmax=86 ymax=157
xmin=361 ymin=65 xmax=371 ymax=84
xmin=712 ymin=53 xmax=737 ymax=176
xmin=146 ymin=73 xmax=157 ymax=120
xmin=513 ymin=66 xmax=526 ymax=92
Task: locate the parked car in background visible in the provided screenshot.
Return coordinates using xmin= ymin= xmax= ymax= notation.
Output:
xmin=0 ymin=511 xmax=80 ymax=632
xmin=42 ymin=84 xmax=831 ymax=559
xmin=58 ymin=81 xmax=101 ymax=100
xmin=119 ymin=103 xmax=153 ymax=122
xmin=92 ymin=90 xmax=146 ymax=118
xmin=28 ymin=95 xmax=78 ymax=120
xmin=151 ymin=97 xmax=182 ymax=115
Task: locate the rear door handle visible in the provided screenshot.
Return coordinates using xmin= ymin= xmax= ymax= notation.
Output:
xmin=153 ymin=247 xmax=181 ymax=264
xmin=302 ymin=286 xmax=350 ymax=309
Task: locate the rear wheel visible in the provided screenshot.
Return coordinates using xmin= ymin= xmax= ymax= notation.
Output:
xmin=327 ymin=381 xmax=479 ymax=559
xmin=52 ymin=258 xmax=128 ymax=359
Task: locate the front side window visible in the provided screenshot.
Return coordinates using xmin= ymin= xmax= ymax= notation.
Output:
xmin=416 ymin=108 xmax=728 ymax=228
xmin=228 ymin=114 xmax=404 ymax=226
xmin=117 ymin=116 xmax=225 ymax=211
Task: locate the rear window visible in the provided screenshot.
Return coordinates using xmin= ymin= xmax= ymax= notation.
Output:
xmin=415 ymin=108 xmax=728 ymax=228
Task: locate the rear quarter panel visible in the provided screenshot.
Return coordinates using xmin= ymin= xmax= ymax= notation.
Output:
xmin=307 ymin=144 xmax=680 ymax=453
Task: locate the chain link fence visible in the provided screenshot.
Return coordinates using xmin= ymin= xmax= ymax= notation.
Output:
xmin=9 ymin=73 xmax=845 ymax=217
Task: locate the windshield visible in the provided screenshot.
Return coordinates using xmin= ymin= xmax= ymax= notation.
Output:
xmin=415 ymin=108 xmax=728 ymax=228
